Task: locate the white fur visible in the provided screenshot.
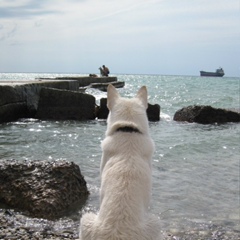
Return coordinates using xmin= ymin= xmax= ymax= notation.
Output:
xmin=79 ymin=85 xmax=160 ymax=240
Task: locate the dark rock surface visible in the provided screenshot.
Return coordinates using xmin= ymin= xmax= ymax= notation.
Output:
xmin=0 ymin=81 xmax=79 ymax=123
xmin=36 ymin=88 xmax=96 ymax=121
xmin=0 ymin=159 xmax=89 ymax=219
xmin=0 ymin=102 xmax=30 ymax=123
xmin=147 ymin=103 xmax=161 ymax=121
xmin=0 ymin=85 xmax=30 ymax=123
xmin=96 ymin=97 xmax=161 ymax=121
xmin=173 ymin=105 xmax=240 ymax=124
xmin=96 ymin=98 xmax=108 ymax=120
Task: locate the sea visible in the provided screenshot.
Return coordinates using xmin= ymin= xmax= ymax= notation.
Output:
xmin=0 ymin=73 xmax=239 ymax=238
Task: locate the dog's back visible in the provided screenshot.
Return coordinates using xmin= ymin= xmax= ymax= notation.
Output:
xmin=79 ymin=85 xmax=160 ymax=240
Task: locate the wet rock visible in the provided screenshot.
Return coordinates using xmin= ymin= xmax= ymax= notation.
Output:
xmin=36 ymin=87 xmax=96 ymax=121
xmin=0 ymin=159 xmax=89 ymax=219
xmin=96 ymin=97 xmax=161 ymax=121
xmin=173 ymin=105 xmax=240 ymax=124
xmin=96 ymin=98 xmax=108 ymax=120
xmin=147 ymin=103 xmax=161 ymax=121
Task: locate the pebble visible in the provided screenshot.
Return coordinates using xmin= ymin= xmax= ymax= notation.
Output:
xmin=0 ymin=209 xmax=239 ymax=240
xmin=0 ymin=209 xmax=79 ymax=239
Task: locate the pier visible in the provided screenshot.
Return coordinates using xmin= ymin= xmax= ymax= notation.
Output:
xmin=0 ymin=76 xmax=118 ymax=123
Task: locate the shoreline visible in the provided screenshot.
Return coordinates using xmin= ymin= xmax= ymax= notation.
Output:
xmin=0 ymin=209 xmax=79 ymax=240
xmin=0 ymin=208 xmax=239 ymax=240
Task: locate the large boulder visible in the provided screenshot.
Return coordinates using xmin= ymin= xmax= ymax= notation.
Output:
xmin=36 ymin=87 xmax=96 ymax=120
xmin=96 ymin=97 xmax=161 ymax=121
xmin=0 ymin=159 xmax=89 ymax=219
xmin=173 ymin=105 xmax=240 ymax=124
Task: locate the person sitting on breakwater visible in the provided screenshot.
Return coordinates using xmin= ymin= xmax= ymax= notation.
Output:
xmin=99 ymin=65 xmax=110 ymax=77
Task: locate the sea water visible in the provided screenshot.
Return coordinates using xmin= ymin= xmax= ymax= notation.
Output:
xmin=0 ymin=73 xmax=239 ymax=237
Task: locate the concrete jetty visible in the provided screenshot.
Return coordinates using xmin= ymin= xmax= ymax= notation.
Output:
xmin=36 ymin=76 xmax=118 ymax=87
xmin=0 ymin=76 xmax=118 ymax=123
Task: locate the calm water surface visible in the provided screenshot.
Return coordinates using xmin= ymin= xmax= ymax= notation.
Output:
xmin=0 ymin=73 xmax=239 ymax=237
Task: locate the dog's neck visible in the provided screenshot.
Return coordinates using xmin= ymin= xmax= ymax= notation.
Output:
xmin=116 ymin=126 xmax=142 ymax=134
xmin=107 ymin=121 xmax=144 ymax=136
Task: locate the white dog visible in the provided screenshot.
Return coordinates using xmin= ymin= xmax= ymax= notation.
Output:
xmin=79 ymin=84 xmax=160 ymax=240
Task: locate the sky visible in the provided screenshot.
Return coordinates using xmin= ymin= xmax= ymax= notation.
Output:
xmin=0 ymin=0 xmax=239 ymax=76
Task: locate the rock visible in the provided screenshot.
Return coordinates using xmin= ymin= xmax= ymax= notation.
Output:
xmin=36 ymin=87 xmax=96 ymax=121
xmin=0 ymin=159 xmax=89 ymax=219
xmin=97 ymin=98 xmax=108 ymax=119
xmin=147 ymin=103 xmax=161 ymax=121
xmin=173 ymin=105 xmax=240 ymax=124
xmin=96 ymin=98 xmax=161 ymax=121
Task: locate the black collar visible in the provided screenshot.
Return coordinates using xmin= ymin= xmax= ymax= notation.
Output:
xmin=116 ymin=126 xmax=141 ymax=133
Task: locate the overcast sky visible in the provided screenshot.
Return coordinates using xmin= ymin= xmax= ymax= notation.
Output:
xmin=0 ymin=0 xmax=239 ymax=76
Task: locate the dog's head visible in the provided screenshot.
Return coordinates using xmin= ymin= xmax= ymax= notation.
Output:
xmin=106 ymin=84 xmax=149 ymax=136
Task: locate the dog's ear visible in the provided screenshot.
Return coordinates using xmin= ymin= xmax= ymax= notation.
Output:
xmin=107 ymin=84 xmax=120 ymax=110
xmin=136 ymin=86 xmax=148 ymax=109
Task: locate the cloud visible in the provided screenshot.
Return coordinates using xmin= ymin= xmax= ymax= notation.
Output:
xmin=0 ymin=22 xmax=18 ymax=41
xmin=0 ymin=0 xmax=59 ymax=19
xmin=0 ymin=0 xmax=239 ymax=75
xmin=86 ymin=0 xmax=161 ymax=22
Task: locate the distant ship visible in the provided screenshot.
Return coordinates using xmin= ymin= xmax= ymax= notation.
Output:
xmin=200 ymin=67 xmax=225 ymax=77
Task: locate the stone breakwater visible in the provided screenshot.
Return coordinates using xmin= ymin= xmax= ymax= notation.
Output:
xmin=0 ymin=77 xmax=117 ymax=123
xmin=0 ymin=76 xmax=161 ymax=123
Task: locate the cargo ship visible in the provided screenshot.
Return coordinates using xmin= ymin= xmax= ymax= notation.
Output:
xmin=200 ymin=67 xmax=224 ymax=77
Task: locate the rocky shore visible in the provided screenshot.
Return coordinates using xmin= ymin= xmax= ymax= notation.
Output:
xmin=0 ymin=159 xmax=89 ymax=239
xmin=1 ymin=208 xmax=239 ymax=240
xmin=0 ymin=209 xmax=79 ymax=240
